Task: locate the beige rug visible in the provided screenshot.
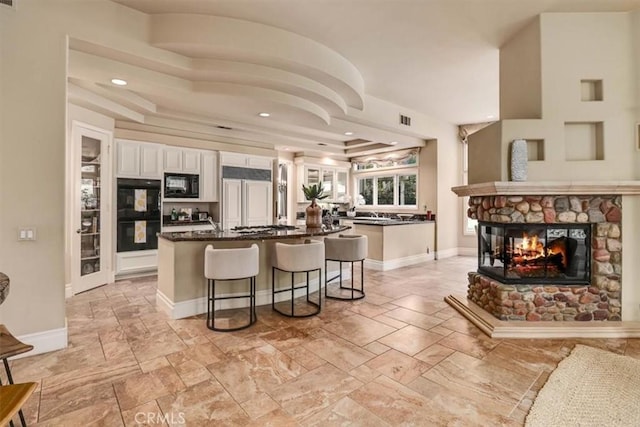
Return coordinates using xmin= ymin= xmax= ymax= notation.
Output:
xmin=525 ymin=344 xmax=640 ymax=426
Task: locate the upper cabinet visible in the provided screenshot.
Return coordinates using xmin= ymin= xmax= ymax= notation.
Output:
xmin=200 ymin=151 xmax=218 ymax=202
xmin=220 ymin=151 xmax=273 ymax=170
xmin=164 ymin=147 xmax=201 ymax=173
xmin=116 ymin=139 xmax=162 ymax=179
xmin=295 ymin=157 xmax=351 ymax=203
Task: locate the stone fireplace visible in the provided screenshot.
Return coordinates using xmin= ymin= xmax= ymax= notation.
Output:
xmin=466 ymin=193 xmax=621 ymax=321
xmin=448 ymin=182 xmax=640 ymax=338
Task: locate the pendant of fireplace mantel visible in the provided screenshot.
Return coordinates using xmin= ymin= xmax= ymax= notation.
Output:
xmin=510 ymin=139 xmax=528 ymax=181
xmin=478 ymin=222 xmax=591 ymax=284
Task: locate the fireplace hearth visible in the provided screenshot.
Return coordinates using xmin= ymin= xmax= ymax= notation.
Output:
xmin=478 ymin=222 xmax=591 ymax=285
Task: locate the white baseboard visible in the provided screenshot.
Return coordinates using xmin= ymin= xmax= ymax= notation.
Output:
xmin=157 ymin=269 xmax=350 ymax=319
xmin=14 ymin=322 xmax=68 ymax=358
xmin=65 ymin=283 xmax=73 ymax=299
xmin=435 ymin=248 xmax=459 ymax=260
xmin=364 ymin=253 xmax=434 ymax=271
xmin=456 ymin=247 xmax=477 ymax=257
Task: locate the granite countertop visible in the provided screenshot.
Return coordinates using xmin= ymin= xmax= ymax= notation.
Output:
xmin=0 ymin=272 xmax=9 ymax=306
xmin=158 ymin=225 xmax=350 ymax=242
xmin=351 ymin=219 xmax=435 ymax=226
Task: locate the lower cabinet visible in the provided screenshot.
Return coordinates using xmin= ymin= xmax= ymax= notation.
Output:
xmin=116 ymin=250 xmax=158 ymax=276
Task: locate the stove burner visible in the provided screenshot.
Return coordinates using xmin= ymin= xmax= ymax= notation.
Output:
xmin=232 ymin=225 xmax=297 ymax=231
xmin=232 ymin=225 xmax=298 ymax=234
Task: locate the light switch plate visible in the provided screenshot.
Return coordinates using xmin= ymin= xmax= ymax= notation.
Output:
xmin=18 ymin=227 xmax=36 ymax=241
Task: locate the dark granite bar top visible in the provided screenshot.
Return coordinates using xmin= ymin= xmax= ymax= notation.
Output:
xmin=351 ymin=219 xmax=436 ymax=226
xmin=158 ymin=225 xmax=350 ymax=242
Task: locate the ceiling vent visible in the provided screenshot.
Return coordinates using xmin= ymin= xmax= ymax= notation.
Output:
xmin=400 ymin=114 xmax=411 ymax=126
xmin=0 ymin=0 xmax=15 ymax=8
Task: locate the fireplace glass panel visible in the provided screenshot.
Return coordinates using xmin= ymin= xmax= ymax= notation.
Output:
xmin=478 ymin=222 xmax=590 ymax=284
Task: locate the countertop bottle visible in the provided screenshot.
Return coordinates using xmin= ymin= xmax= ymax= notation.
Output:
xmin=170 ymin=207 xmax=177 ymax=221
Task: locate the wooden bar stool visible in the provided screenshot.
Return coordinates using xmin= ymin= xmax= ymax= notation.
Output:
xmin=0 ymin=325 xmax=34 ymax=427
xmin=324 ymin=234 xmax=368 ymax=300
xmin=204 ymin=244 xmax=259 ymax=332
xmin=0 ymin=383 xmax=37 ymax=427
xmin=272 ymin=240 xmax=324 ymax=317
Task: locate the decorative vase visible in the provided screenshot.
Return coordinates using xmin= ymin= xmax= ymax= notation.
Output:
xmin=510 ymin=139 xmax=528 ymax=182
xmin=305 ymin=198 xmax=322 ymax=228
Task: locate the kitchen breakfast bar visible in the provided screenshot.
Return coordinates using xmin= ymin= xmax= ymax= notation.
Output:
xmin=156 ymin=225 xmax=350 ymax=319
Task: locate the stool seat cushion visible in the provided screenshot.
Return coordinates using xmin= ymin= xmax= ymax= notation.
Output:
xmin=325 ymin=235 xmax=368 ymax=262
xmin=205 ymin=244 xmax=259 ymax=280
xmin=273 ymin=240 xmax=324 ymax=272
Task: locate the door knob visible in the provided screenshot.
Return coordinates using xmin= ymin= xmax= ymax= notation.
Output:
xmin=76 ymin=228 xmax=82 ymax=234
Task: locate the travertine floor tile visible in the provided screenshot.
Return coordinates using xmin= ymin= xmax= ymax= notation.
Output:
xmin=268 ymin=364 xmax=363 ymax=420
xmin=377 ymin=325 xmax=443 ymax=356
xmin=11 ymin=256 xmax=635 ymax=426
xmin=321 ymin=313 xmax=396 ymax=346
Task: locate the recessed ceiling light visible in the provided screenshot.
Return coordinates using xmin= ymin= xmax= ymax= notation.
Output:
xmin=487 ymin=115 xmax=495 ymax=119
xmin=111 ymin=78 xmax=127 ymax=86
xmin=344 ymin=131 xmax=354 ymax=136
xmin=258 ymin=112 xmax=270 ymax=117
xmin=389 ymin=141 xmax=398 ymax=145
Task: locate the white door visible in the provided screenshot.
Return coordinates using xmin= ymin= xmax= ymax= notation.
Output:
xmin=72 ymin=123 xmax=112 ymax=294
xmin=222 ymin=179 xmax=243 ymax=230
xmin=245 ymin=180 xmax=273 ymax=226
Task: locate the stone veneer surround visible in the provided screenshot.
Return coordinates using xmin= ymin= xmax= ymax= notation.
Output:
xmin=466 ymin=194 xmax=622 ymax=321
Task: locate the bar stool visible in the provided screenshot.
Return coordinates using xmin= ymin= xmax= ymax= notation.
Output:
xmin=204 ymin=244 xmax=259 ymax=332
xmin=272 ymin=240 xmax=324 ymax=317
xmin=324 ymin=234 xmax=368 ymax=300
xmin=0 ymin=325 xmax=34 ymax=427
xmin=0 ymin=383 xmax=37 ymax=427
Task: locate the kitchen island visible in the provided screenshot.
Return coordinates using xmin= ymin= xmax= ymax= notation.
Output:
xmin=156 ymin=225 xmax=350 ymax=319
xmin=350 ymin=220 xmax=436 ymax=271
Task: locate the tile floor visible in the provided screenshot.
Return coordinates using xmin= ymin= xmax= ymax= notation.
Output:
xmin=8 ymin=256 xmax=640 ymax=426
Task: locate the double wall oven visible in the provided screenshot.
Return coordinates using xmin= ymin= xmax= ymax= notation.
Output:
xmin=116 ymin=178 xmax=161 ymax=252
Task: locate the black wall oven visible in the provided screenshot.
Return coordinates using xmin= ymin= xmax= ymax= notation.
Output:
xmin=117 ymin=178 xmax=161 ymax=252
xmin=164 ymin=173 xmax=199 ymax=199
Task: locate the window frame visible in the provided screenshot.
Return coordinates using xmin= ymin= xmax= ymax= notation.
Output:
xmin=354 ymin=167 xmax=418 ymax=209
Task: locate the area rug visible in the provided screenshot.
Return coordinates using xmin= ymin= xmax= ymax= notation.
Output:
xmin=525 ymin=344 xmax=640 ymax=426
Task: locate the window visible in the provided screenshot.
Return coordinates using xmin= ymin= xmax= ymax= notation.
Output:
xmin=358 ymin=178 xmax=373 ymax=205
xmin=377 ymin=176 xmax=394 ymax=205
xmin=355 ymin=174 xmax=417 ymax=208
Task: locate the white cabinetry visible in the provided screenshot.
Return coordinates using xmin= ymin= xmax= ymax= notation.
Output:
xmin=200 ymin=151 xmax=218 ymax=202
xmin=116 ymin=139 xmax=162 ymax=179
xmin=245 ymin=181 xmax=273 ymax=226
xmin=164 ymin=147 xmax=201 ymax=173
xmin=222 ymin=179 xmax=273 ymax=230
xmin=220 ymin=151 xmax=273 ymax=170
xmin=295 ymin=158 xmax=350 ymax=203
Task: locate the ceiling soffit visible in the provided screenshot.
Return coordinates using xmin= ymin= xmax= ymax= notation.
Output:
xmin=149 ymin=14 xmax=365 ymax=110
xmin=68 ymin=9 xmax=428 ymax=158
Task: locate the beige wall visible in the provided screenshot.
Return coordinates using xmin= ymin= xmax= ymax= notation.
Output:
xmin=500 ymin=17 xmax=541 ymax=120
xmin=1 ymin=1 xmax=68 ymax=334
xmin=470 ymin=12 xmax=640 ymax=184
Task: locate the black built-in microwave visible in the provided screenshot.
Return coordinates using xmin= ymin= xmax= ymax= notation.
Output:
xmin=164 ymin=173 xmax=200 ymax=198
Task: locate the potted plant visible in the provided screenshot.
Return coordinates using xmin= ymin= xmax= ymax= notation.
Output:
xmin=302 ymin=183 xmax=328 ymax=228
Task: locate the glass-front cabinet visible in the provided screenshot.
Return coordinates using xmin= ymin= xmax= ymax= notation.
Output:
xmin=296 ymin=159 xmax=351 ymax=203
xmin=80 ymin=143 xmax=102 ymax=277
xmin=72 ymin=122 xmax=111 ymax=294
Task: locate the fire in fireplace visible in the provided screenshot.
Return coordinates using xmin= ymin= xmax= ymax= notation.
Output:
xmin=478 ymin=222 xmax=591 ymax=284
